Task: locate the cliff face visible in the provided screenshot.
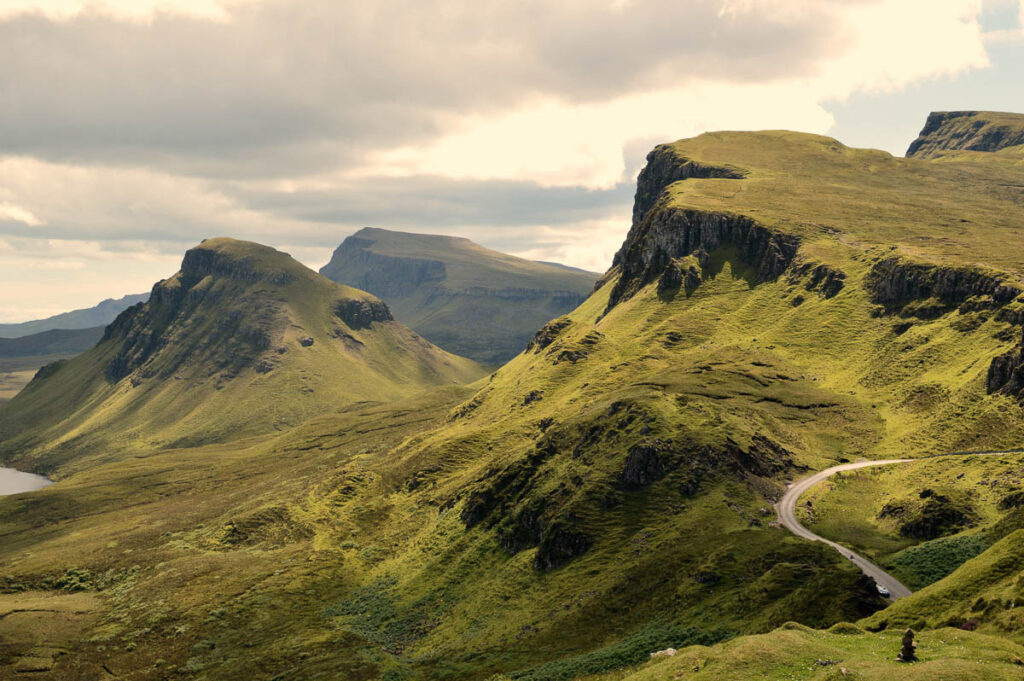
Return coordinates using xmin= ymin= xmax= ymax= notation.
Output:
xmin=862 ymin=256 xmax=1024 ymax=399
xmin=866 ymin=257 xmax=1021 ymax=318
xmin=319 ymin=228 xmax=599 ymax=364
xmin=604 ymin=148 xmax=794 ymax=312
xmin=320 ymin=236 xmax=446 ymax=298
xmin=607 ymin=206 xmax=799 ymax=312
xmin=906 ymin=111 xmax=1024 ymax=159
xmin=630 ymin=145 xmax=745 ymax=229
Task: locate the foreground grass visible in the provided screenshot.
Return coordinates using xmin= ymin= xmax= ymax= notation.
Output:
xmin=583 ymin=624 xmax=1024 ymax=681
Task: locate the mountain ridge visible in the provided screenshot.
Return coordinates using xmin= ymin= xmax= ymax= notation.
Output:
xmin=319 ymin=227 xmax=599 ymax=364
xmin=0 ymin=293 xmax=148 ymax=339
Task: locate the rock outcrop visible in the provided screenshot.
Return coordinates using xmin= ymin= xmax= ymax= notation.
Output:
xmin=789 ymin=262 xmax=846 ymax=299
xmin=104 ymin=269 xmax=279 ymax=382
xmin=334 ymin=298 xmax=393 ymax=330
xmin=631 ymin=145 xmax=745 ymax=228
xmin=607 ymin=206 xmax=799 ymax=312
xmin=866 ymin=257 xmax=1020 ymax=319
xmin=988 ymin=331 xmax=1024 ymax=399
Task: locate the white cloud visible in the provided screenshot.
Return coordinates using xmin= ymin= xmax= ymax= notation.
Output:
xmin=368 ymin=83 xmax=835 ymax=190
xmin=359 ymin=0 xmax=990 ymax=188
xmin=815 ymin=0 xmax=988 ymax=99
xmin=0 ymin=0 xmax=238 ymax=21
xmin=0 ymin=0 xmax=1009 ymax=320
xmin=0 ymin=201 xmax=43 ymax=226
xmin=0 ymin=237 xmax=180 ymax=322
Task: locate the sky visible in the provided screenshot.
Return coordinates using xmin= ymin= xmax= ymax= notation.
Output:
xmin=0 ymin=0 xmax=1022 ymax=322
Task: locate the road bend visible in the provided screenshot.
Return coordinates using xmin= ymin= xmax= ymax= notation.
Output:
xmin=776 ymin=459 xmax=915 ymax=601
xmin=776 ymin=450 xmax=1024 ymax=601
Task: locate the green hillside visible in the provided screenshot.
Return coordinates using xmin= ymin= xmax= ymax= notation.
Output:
xmin=2 ymin=116 xmax=1024 ymax=680
xmin=320 ymin=228 xmax=599 ymax=364
xmin=0 ymin=238 xmax=484 ymax=474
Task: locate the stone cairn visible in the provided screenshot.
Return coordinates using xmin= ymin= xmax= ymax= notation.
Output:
xmin=897 ymin=628 xmax=917 ymax=662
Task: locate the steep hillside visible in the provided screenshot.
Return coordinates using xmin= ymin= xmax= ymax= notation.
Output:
xmin=3 ymin=123 xmax=1024 ymax=680
xmin=906 ymin=111 xmax=1024 ymax=158
xmin=320 ymin=228 xmax=599 ymax=364
xmin=0 ymin=238 xmax=483 ymax=473
xmin=0 ymin=293 xmax=148 ymax=338
xmin=0 ymin=326 xmax=103 ymax=358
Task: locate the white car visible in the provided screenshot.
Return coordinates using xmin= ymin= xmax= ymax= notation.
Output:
xmin=877 ymin=585 xmax=891 ymax=597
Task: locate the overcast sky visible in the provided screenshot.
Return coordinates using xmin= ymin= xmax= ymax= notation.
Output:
xmin=1 ymin=0 xmax=1022 ymax=322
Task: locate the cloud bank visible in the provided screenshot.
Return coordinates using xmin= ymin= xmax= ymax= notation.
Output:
xmin=0 ymin=0 xmax=1004 ymax=320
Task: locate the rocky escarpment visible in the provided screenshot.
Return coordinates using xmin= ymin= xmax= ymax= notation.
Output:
xmin=321 ymin=236 xmax=447 ymax=298
xmin=988 ymin=330 xmax=1024 ymax=399
xmin=104 ymin=274 xmax=279 ymax=382
xmin=606 ymin=206 xmax=799 ymax=312
xmin=602 ymin=146 xmax=798 ymax=311
xmin=866 ymin=257 xmax=1020 ymax=319
xmin=907 ymin=111 xmax=1024 ymax=159
xmin=864 ymin=255 xmax=1024 ymax=400
xmin=631 ymin=145 xmax=745 ymax=229
xmin=180 ymin=241 xmax=296 ymax=286
xmin=101 ymin=241 xmax=320 ymax=382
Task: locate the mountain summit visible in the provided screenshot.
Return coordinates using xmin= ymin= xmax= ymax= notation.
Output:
xmin=0 ymin=238 xmax=483 ymax=471
xmin=319 ymin=228 xmax=599 ymax=364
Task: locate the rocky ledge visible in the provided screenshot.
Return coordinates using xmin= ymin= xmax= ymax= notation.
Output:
xmin=606 ymin=206 xmax=799 ymax=312
xmin=631 ymin=145 xmax=745 ymax=228
xmin=181 ymin=243 xmax=295 ymax=286
xmin=334 ymin=298 xmax=393 ymax=330
xmin=866 ymin=257 xmax=1020 ymax=319
xmin=989 ymin=329 xmax=1024 ymax=398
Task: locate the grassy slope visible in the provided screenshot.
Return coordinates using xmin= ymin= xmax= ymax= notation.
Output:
xmin=3 ymin=130 xmax=1024 ymax=679
xmin=321 ymin=228 xmax=599 ymax=364
xmin=588 ymin=624 xmax=1024 ymax=681
xmin=0 ymin=238 xmax=484 ymax=474
xmin=0 ymin=355 xmax=74 ymax=404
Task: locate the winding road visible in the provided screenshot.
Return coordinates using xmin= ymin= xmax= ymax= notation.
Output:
xmin=776 ymin=450 xmax=1024 ymax=601
xmin=776 ymin=459 xmax=916 ymax=601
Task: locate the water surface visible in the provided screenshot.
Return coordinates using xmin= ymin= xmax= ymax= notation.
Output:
xmin=0 ymin=467 xmax=52 ymax=496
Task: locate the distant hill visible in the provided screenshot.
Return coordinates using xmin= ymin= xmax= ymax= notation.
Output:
xmin=0 ymin=326 xmax=104 ymax=359
xmin=319 ymin=228 xmax=600 ymax=364
xmin=0 ymin=293 xmax=148 ymax=338
xmin=906 ymin=110 xmax=1024 ymax=158
xmin=0 ymin=238 xmax=484 ymax=471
